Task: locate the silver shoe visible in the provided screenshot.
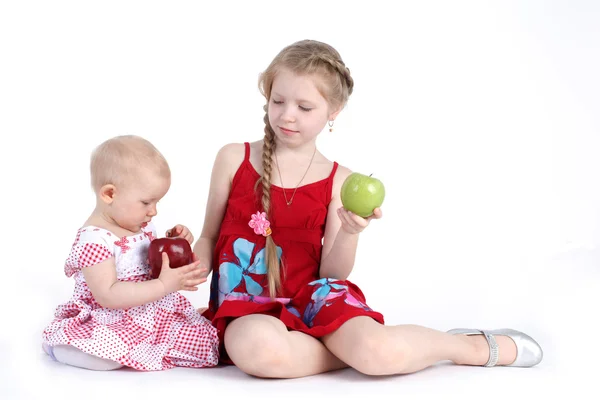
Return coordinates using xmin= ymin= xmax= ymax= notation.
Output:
xmin=447 ymin=328 xmax=543 ymax=367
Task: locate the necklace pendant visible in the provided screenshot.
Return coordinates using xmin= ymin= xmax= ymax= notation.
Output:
xmin=274 ymin=146 xmax=317 ymax=209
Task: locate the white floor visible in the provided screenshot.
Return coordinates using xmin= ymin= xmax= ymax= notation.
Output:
xmin=2 ymin=0 xmax=598 ymax=398
xmin=3 ymin=245 xmax=597 ymax=400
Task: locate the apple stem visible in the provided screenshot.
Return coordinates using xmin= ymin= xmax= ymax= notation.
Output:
xmin=369 ymin=173 xmax=372 ymax=177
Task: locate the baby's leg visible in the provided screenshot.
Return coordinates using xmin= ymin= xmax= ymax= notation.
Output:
xmin=44 ymin=344 xmax=123 ymax=371
xmin=322 ymin=317 xmax=517 ymax=375
xmin=224 ymin=314 xmax=347 ymax=378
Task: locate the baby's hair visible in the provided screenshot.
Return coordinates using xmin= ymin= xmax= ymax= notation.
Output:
xmin=257 ymin=40 xmax=354 ymax=298
xmin=90 ymin=135 xmax=170 ymax=193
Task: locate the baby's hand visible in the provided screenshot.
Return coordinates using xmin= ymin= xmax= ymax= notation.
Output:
xmin=157 ymin=252 xmax=207 ymax=294
xmin=337 ymin=207 xmax=383 ymax=234
xmin=166 ymin=224 xmax=194 ymax=244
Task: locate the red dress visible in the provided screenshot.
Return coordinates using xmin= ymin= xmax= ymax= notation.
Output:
xmin=43 ymin=223 xmax=219 ymax=371
xmin=202 ymin=143 xmax=384 ymax=363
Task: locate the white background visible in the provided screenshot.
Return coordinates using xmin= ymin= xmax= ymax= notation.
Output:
xmin=1 ymin=1 xmax=598 ymax=399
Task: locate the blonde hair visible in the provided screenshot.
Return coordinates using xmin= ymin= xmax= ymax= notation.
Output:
xmin=257 ymin=40 xmax=354 ymax=298
xmin=90 ymin=135 xmax=170 ymax=193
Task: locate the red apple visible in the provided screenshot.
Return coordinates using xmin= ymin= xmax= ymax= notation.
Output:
xmin=148 ymin=237 xmax=194 ymax=279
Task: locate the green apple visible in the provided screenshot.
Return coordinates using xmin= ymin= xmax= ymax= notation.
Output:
xmin=340 ymin=172 xmax=385 ymax=217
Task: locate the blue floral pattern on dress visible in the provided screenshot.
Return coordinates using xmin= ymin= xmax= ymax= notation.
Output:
xmin=302 ymin=278 xmax=372 ymax=327
xmin=217 ymin=238 xmax=282 ymax=306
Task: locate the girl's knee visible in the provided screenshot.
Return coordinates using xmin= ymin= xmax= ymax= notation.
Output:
xmin=347 ymin=332 xmax=411 ymax=375
xmin=224 ymin=315 xmax=293 ymax=378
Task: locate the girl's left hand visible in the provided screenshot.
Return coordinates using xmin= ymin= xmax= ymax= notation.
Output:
xmin=166 ymin=224 xmax=194 ymax=244
xmin=337 ymin=207 xmax=382 ymax=234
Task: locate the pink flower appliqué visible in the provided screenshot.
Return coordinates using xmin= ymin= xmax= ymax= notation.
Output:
xmin=248 ymin=211 xmax=272 ymax=237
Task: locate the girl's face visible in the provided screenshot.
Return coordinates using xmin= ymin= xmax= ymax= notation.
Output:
xmin=268 ymin=68 xmax=338 ymax=148
xmin=108 ymin=171 xmax=170 ymax=233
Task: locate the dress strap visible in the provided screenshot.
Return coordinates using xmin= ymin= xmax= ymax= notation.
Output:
xmin=325 ymin=161 xmax=339 ymax=204
xmin=244 ymin=142 xmax=250 ymax=163
xmin=328 ymin=162 xmax=339 ymax=180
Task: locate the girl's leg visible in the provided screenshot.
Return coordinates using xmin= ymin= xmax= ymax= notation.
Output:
xmin=44 ymin=344 xmax=123 ymax=371
xmin=224 ymin=314 xmax=347 ymax=378
xmin=322 ymin=317 xmax=517 ymax=376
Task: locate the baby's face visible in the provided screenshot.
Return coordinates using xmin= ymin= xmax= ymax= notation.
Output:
xmin=110 ymin=171 xmax=171 ymax=233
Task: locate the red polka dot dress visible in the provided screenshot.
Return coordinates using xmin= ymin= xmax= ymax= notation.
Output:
xmin=42 ymin=223 xmax=219 ymax=371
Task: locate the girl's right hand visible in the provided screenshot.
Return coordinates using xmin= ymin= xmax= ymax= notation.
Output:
xmin=157 ymin=252 xmax=207 ymax=294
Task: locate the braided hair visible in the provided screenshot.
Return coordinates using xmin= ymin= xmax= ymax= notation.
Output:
xmin=257 ymin=40 xmax=354 ymax=298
